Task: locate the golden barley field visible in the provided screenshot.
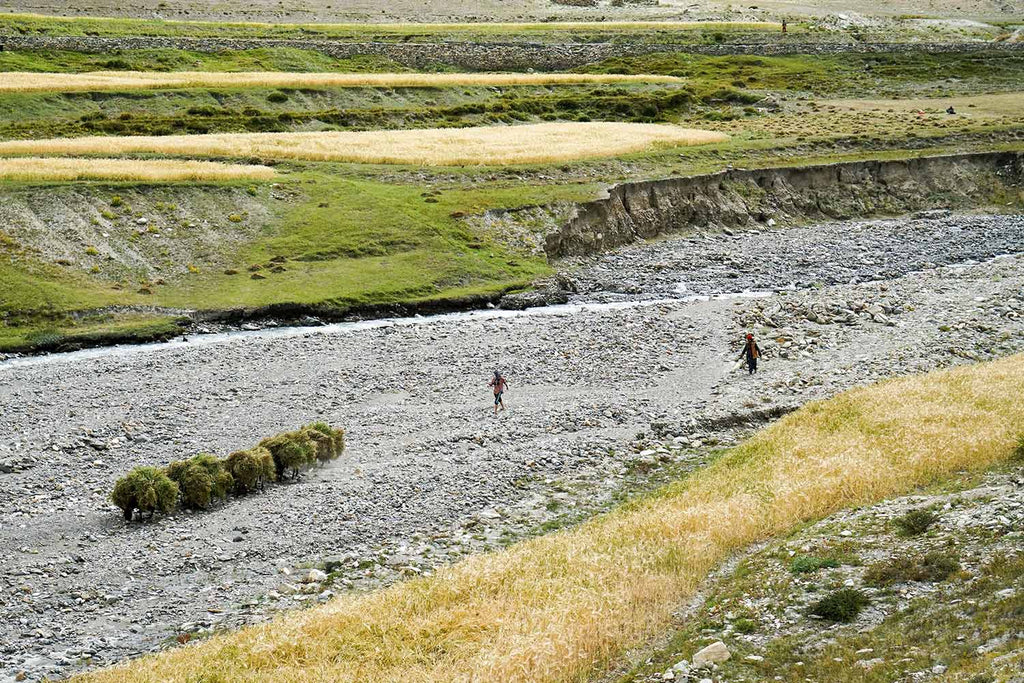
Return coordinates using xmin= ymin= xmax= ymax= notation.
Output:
xmin=74 ymin=355 xmax=1024 ymax=683
xmin=0 ymin=157 xmax=275 ymax=181
xmin=0 ymin=71 xmax=683 ymax=93
xmin=0 ymin=123 xmax=730 ymax=166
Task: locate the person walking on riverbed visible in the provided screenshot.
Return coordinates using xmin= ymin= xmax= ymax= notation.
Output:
xmin=738 ymin=333 xmax=762 ymax=374
xmin=488 ymin=370 xmax=509 ymax=416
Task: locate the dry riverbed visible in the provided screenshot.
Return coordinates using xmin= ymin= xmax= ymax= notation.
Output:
xmin=0 ymin=212 xmax=1022 ymax=682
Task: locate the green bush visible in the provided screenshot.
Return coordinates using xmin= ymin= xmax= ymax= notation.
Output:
xmin=260 ymin=431 xmax=316 ymax=479
xmin=166 ymin=454 xmax=232 ymax=509
xmin=733 ymin=618 xmax=757 ymax=634
xmin=226 ymin=450 xmax=260 ymax=494
xmin=304 ymin=422 xmax=346 ymax=465
xmin=253 ymin=446 xmax=276 ymax=490
xmin=790 ymin=555 xmax=840 ymax=574
xmin=808 ymin=589 xmax=870 ymax=622
xmin=894 ymin=508 xmax=938 ymax=536
xmin=110 ymin=466 xmax=178 ymax=521
xmin=864 ymin=552 xmax=960 ymax=587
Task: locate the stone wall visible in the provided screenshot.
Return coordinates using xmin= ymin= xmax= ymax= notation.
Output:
xmin=1 ymin=35 xmax=1021 ymax=71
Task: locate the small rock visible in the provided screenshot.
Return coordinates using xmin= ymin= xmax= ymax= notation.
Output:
xmin=692 ymin=641 xmax=730 ymax=667
xmin=302 ymin=569 xmax=327 ymax=584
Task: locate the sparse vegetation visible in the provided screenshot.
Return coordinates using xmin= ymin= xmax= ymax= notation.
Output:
xmin=0 ymin=71 xmax=681 ymax=93
xmin=0 ymin=157 xmax=275 ymax=182
xmin=790 ymin=554 xmax=839 ymax=574
xmin=1012 ymin=434 xmax=1024 ymax=462
xmin=864 ymin=552 xmax=960 ymax=587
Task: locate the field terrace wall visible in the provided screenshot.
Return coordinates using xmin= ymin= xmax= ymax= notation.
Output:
xmin=1 ymin=36 xmax=1022 ymax=70
xmin=540 ymin=151 xmax=1024 ymax=257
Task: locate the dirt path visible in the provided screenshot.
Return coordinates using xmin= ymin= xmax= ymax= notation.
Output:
xmin=1 ymin=212 xmax=1022 ymax=682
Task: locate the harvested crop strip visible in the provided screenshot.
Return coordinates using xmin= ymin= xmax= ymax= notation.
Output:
xmin=0 ymin=71 xmax=683 ymax=93
xmin=75 ymin=355 xmax=1024 ymax=683
xmin=0 ymin=157 xmax=274 ymax=181
xmin=0 ymin=123 xmax=728 ymax=166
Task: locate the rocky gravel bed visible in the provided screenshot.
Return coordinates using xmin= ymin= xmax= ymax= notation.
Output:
xmin=1 ymin=212 xmax=1023 ymax=682
xmin=564 ymin=212 xmax=1024 ymax=301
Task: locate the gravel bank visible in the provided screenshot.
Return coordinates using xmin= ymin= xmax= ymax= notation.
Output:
xmin=1 ymin=212 xmax=1022 ymax=682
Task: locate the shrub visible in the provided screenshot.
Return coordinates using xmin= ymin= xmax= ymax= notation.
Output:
xmin=894 ymin=508 xmax=938 ymax=536
xmin=302 ymin=426 xmax=334 ymax=467
xmin=226 ymin=450 xmax=260 ymax=494
xmin=733 ymin=618 xmax=757 ymax=634
xmin=252 ymin=446 xmax=276 ymax=490
xmin=791 ymin=555 xmax=840 ymax=574
xmin=864 ymin=552 xmax=960 ymax=587
xmin=305 ymin=422 xmax=346 ymax=464
xmin=166 ymin=454 xmax=232 ymax=509
xmin=111 ymin=466 xmax=178 ymax=521
xmin=808 ymin=589 xmax=869 ymax=622
xmin=260 ymin=431 xmax=316 ymax=479
xmin=1012 ymin=434 xmax=1024 ymax=462
xmin=267 ymin=91 xmax=289 ymax=103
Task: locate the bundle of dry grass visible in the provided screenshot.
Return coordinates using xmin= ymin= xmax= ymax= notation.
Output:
xmin=0 ymin=123 xmax=728 ymax=166
xmin=0 ymin=157 xmax=275 ymax=182
xmin=0 ymin=71 xmax=682 ymax=93
xmin=75 ymin=354 xmax=1024 ymax=683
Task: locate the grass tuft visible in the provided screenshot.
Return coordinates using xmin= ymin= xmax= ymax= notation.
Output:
xmin=790 ymin=555 xmax=840 ymax=574
xmin=863 ymin=552 xmax=960 ymax=587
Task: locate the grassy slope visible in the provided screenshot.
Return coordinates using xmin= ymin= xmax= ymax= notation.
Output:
xmin=615 ymin=461 xmax=1024 ymax=683
xmin=0 ymin=173 xmax=604 ymax=350
xmin=74 ymin=354 xmax=1024 ymax=682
